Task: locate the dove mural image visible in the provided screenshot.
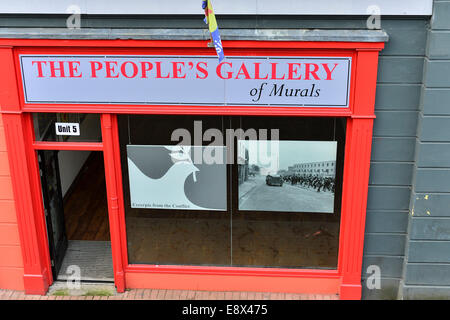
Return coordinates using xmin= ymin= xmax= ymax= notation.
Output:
xmin=127 ymin=145 xmax=227 ymax=211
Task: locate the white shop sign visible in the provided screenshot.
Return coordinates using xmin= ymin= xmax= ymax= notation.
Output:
xmin=20 ymin=55 xmax=351 ymax=107
xmin=0 ymin=0 xmax=433 ymax=16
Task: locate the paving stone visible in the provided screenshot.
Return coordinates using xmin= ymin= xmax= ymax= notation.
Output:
xmin=179 ymin=290 xmax=188 ymax=300
xmin=150 ymin=289 xmax=159 ymax=300
xmin=156 ymin=289 xmax=166 ymax=300
xmin=186 ymin=290 xmax=196 ymax=300
xmin=0 ymin=288 xmax=336 ymax=300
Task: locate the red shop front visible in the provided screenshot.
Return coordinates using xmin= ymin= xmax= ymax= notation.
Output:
xmin=0 ymin=34 xmax=384 ymax=299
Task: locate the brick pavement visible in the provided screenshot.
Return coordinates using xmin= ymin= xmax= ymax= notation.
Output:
xmin=0 ymin=288 xmax=339 ymax=300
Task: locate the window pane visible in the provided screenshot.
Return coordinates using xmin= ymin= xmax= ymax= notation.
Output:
xmin=118 ymin=115 xmax=231 ymax=266
xmin=232 ymin=116 xmax=345 ymax=269
xmin=33 ymin=113 xmax=102 ymax=142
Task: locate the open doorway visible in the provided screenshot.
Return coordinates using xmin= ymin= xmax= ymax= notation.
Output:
xmin=38 ymin=149 xmax=113 ymax=282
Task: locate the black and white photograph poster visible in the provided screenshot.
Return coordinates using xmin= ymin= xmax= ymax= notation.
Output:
xmin=238 ymin=140 xmax=338 ymax=213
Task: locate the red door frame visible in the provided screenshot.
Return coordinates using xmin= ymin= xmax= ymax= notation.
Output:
xmin=0 ymin=39 xmax=384 ymax=299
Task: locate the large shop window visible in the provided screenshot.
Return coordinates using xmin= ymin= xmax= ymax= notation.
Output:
xmin=118 ymin=115 xmax=346 ymax=269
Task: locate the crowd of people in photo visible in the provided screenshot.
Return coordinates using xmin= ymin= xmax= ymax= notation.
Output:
xmin=282 ymin=174 xmax=335 ymax=194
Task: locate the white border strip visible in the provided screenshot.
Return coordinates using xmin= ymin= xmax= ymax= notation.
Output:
xmin=0 ymin=0 xmax=433 ymax=16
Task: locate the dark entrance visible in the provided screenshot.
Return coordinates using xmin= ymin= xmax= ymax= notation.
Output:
xmin=38 ymin=150 xmax=114 ymax=282
xmin=34 ymin=113 xmax=113 ymax=282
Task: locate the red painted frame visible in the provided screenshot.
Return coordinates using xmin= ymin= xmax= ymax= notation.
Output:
xmin=0 ymin=38 xmax=383 ymax=299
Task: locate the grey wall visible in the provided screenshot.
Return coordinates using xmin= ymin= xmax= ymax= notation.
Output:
xmin=362 ymin=19 xmax=427 ymax=299
xmin=399 ymin=0 xmax=450 ymax=300
xmin=0 ymin=14 xmax=430 ymax=299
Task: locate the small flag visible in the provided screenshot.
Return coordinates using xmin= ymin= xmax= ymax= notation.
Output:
xmin=202 ymin=0 xmax=224 ymax=62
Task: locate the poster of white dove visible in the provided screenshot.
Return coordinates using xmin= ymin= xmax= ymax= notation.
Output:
xmin=127 ymin=145 xmax=227 ymax=211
